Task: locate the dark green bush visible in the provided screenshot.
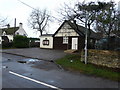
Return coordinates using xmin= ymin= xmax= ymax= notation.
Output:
xmin=2 ymin=42 xmax=13 ymax=48
xmin=13 ymin=35 xmax=29 ymax=48
xmin=30 ymin=42 xmax=40 ymax=47
xmin=28 ymin=37 xmax=40 ymax=47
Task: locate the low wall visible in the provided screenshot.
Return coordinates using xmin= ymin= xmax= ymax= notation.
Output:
xmin=81 ymin=49 xmax=120 ymax=69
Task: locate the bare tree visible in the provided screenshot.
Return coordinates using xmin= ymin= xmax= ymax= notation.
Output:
xmin=28 ymin=8 xmax=51 ymax=36
xmin=0 ymin=16 xmax=7 ymax=28
xmin=58 ymin=1 xmax=102 ymax=48
xmin=59 ymin=1 xmax=118 ymax=48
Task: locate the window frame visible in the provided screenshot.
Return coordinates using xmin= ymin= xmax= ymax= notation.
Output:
xmin=17 ymin=32 xmax=19 ymax=35
xmin=43 ymin=38 xmax=49 ymax=45
xmin=63 ymin=36 xmax=68 ymax=44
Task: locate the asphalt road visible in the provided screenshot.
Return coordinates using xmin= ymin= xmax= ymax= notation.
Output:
xmin=2 ymin=48 xmax=67 ymax=61
xmin=2 ymin=53 xmax=119 ymax=89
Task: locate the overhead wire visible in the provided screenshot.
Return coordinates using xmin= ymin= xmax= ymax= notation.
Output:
xmin=17 ymin=0 xmax=61 ymax=22
xmin=17 ymin=0 xmax=37 ymax=11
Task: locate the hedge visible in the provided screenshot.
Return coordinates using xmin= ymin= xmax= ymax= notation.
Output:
xmin=13 ymin=35 xmax=29 ymax=48
xmin=2 ymin=42 xmax=13 ymax=48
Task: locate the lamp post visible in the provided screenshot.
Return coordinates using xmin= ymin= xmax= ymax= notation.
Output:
xmin=84 ymin=11 xmax=88 ymax=64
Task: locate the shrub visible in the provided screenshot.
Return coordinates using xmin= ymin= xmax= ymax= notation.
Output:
xmin=28 ymin=37 xmax=40 ymax=47
xmin=95 ymin=36 xmax=120 ymax=50
xmin=30 ymin=42 xmax=40 ymax=47
xmin=2 ymin=42 xmax=13 ymax=48
xmin=13 ymin=35 xmax=29 ymax=48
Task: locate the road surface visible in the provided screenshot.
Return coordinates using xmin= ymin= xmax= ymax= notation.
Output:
xmin=2 ymin=53 xmax=119 ymax=89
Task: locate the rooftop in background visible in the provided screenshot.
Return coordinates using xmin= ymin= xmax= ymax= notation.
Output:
xmin=41 ymin=34 xmax=53 ymax=36
xmin=53 ymin=20 xmax=100 ymax=39
xmin=0 ymin=27 xmax=19 ymax=35
xmin=28 ymin=37 xmax=40 ymax=40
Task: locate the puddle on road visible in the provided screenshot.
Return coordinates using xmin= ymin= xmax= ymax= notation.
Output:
xmin=17 ymin=58 xmax=60 ymax=71
xmin=17 ymin=59 xmax=40 ymax=64
xmin=18 ymin=61 xmax=27 ymax=63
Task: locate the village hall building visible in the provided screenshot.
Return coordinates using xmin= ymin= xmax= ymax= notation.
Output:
xmin=40 ymin=20 xmax=98 ymax=51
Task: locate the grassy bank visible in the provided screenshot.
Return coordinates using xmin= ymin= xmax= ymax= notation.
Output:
xmin=55 ymin=54 xmax=120 ymax=81
xmin=81 ymin=49 xmax=119 ymax=69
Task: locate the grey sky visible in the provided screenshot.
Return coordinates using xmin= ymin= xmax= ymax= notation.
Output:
xmin=0 ymin=0 xmax=119 ymax=37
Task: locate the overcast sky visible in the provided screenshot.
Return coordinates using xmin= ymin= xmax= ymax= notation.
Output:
xmin=0 ymin=0 xmax=119 ymax=38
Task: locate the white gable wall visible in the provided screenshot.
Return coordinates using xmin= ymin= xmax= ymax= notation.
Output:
xmin=55 ymin=23 xmax=79 ymax=37
xmin=2 ymin=31 xmax=13 ymax=42
xmin=15 ymin=29 xmax=27 ymax=36
xmin=15 ymin=23 xmax=27 ymax=36
xmin=2 ymin=31 xmax=6 ymax=36
xmin=1 ymin=23 xmax=28 ymax=43
xmin=6 ymin=35 xmax=13 ymax=42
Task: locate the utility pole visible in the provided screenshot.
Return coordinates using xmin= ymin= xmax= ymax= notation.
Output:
xmin=84 ymin=11 xmax=88 ymax=64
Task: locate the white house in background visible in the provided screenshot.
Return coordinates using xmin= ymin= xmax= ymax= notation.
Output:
xmin=0 ymin=23 xmax=27 ymax=42
xmin=40 ymin=34 xmax=53 ymax=49
xmin=15 ymin=23 xmax=27 ymax=36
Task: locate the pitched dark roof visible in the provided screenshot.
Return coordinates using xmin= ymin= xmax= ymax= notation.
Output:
xmin=0 ymin=27 xmax=19 ymax=35
xmin=28 ymin=37 xmax=40 ymax=40
xmin=53 ymin=20 xmax=99 ymax=39
xmin=41 ymin=34 xmax=53 ymax=36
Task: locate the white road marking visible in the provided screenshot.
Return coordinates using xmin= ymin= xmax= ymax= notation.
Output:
xmin=9 ymin=71 xmax=62 ymax=90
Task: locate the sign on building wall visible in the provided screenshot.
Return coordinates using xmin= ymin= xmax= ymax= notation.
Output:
xmin=43 ymin=38 xmax=49 ymax=45
xmin=40 ymin=36 xmax=53 ymax=49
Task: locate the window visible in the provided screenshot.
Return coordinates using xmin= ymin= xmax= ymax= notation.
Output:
xmin=10 ymin=40 xmax=13 ymax=42
xmin=17 ymin=32 xmax=19 ymax=35
xmin=63 ymin=36 xmax=68 ymax=44
xmin=43 ymin=40 xmax=49 ymax=45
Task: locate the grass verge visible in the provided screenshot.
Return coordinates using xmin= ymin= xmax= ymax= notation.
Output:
xmin=55 ymin=54 xmax=120 ymax=81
